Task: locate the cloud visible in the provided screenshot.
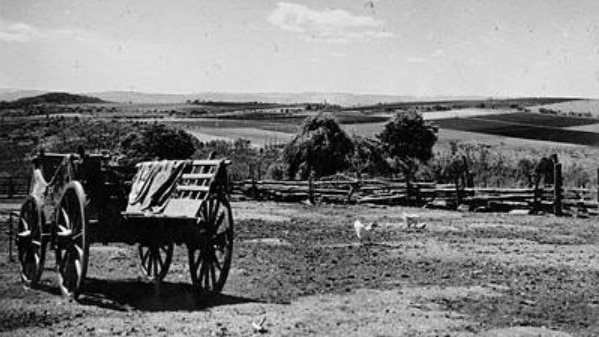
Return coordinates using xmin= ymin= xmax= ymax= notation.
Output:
xmin=431 ymin=48 xmax=445 ymax=58
xmin=407 ymin=57 xmax=427 ymax=63
xmin=0 ymin=19 xmax=39 ymax=42
xmin=267 ymin=2 xmax=394 ymax=43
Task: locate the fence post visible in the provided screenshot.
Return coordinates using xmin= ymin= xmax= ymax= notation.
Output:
xmin=257 ymin=162 xmax=261 ymax=181
xmin=454 ymin=179 xmax=461 ymax=210
xmin=596 ymin=168 xmax=599 ymax=204
xmin=7 ymin=176 xmax=14 ymax=199
xmin=533 ymin=176 xmax=540 ymax=214
xmin=8 ymin=211 xmax=14 ymax=262
xmin=308 ymin=178 xmax=315 ymax=204
xmin=553 ymin=163 xmax=563 ymax=215
xmin=252 ymin=177 xmax=257 ymax=200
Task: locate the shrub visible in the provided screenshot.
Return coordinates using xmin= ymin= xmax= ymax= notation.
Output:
xmin=282 ymin=113 xmax=354 ymax=179
xmin=120 ymin=123 xmax=198 ymax=166
xmin=347 ymin=135 xmax=390 ymax=177
xmin=376 ymin=111 xmax=437 ymax=180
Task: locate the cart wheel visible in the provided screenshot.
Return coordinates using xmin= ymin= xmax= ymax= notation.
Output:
xmin=138 ymin=243 xmax=173 ymax=282
xmin=188 ymin=195 xmax=234 ymax=293
xmin=55 ymin=181 xmax=89 ymax=299
xmin=17 ymin=196 xmax=46 ymax=287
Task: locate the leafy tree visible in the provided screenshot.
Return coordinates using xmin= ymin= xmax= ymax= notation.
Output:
xmin=120 ymin=123 xmax=198 ymax=166
xmin=376 ymin=110 xmax=437 ymax=185
xmin=282 ymin=113 xmax=353 ymax=179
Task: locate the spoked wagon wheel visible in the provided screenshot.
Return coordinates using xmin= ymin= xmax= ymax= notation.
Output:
xmin=188 ymin=195 xmax=234 ymax=293
xmin=17 ymin=196 xmax=46 ymax=287
xmin=138 ymin=243 xmax=173 ymax=282
xmin=55 ymin=181 xmax=89 ymax=299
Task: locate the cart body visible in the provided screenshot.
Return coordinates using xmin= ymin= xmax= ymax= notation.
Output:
xmin=15 ymin=152 xmax=234 ymax=298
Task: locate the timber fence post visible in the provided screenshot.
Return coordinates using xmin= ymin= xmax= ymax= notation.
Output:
xmin=533 ymin=177 xmax=540 ymax=214
xmin=554 ymin=163 xmax=563 ymax=215
xmin=8 ymin=211 xmax=14 ymax=262
xmin=308 ymin=178 xmax=315 ymax=204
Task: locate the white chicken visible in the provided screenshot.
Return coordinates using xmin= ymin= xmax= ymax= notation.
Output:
xmin=354 ymin=220 xmax=378 ymax=245
xmin=403 ymin=212 xmax=427 ymax=230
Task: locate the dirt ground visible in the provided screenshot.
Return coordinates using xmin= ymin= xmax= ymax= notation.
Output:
xmin=2 ymin=200 xmax=599 ymax=336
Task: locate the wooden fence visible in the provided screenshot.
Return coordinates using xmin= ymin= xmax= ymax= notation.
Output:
xmin=0 ymin=209 xmax=18 ymax=262
xmin=232 ymin=164 xmax=599 ymax=217
xmin=0 ymin=176 xmax=29 ymax=199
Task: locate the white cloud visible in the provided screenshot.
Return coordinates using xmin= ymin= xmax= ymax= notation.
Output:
xmin=0 ymin=19 xmax=39 ymax=42
xmin=407 ymin=57 xmax=427 ymax=63
xmin=431 ymin=48 xmax=445 ymax=57
xmin=267 ymin=2 xmax=394 ymax=43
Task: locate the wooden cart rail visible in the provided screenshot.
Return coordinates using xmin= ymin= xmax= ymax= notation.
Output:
xmin=123 ymin=159 xmax=230 ymax=218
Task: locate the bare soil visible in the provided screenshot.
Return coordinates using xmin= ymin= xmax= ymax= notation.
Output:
xmin=2 ymin=201 xmax=599 ymax=336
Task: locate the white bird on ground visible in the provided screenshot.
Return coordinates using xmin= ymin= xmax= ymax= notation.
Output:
xmin=354 ymin=220 xmax=378 ymax=245
xmin=403 ymin=212 xmax=427 ymax=230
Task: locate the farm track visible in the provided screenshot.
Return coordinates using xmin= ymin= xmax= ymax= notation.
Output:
xmin=2 ymin=201 xmax=599 ymax=336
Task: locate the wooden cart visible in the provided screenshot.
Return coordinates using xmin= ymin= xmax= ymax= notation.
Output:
xmin=16 ymin=152 xmax=234 ymax=299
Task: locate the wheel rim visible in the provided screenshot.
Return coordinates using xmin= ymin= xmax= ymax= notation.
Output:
xmin=188 ymin=196 xmax=233 ymax=292
xmin=56 ymin=182 xmax=88 ymax=298
xmin=17 ymin=197 xmax=46 ymax=286
xmin=138 ymin=243 xmax=173 ymax=282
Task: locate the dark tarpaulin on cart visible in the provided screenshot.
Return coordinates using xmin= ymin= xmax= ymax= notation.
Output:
xmin=126 ymin=160 xmax=190 ymax=214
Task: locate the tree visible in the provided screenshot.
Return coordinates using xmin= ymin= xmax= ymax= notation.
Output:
xmin=376 ymin=111 xmax=437 ymax=191
xmin=120 ymin=123 xmax=198 ymax=166
xmin=282 ymin=113 xmax=353 ymax=179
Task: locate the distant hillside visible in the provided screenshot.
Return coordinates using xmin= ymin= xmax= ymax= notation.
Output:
xmin=0 ymin=88 xmax=46 ymax=101
xmin=0 ymin=92 xmax=106 ymax=109
xmin=0 ymin=88 xmax=588 ymax=107
xmin=90 ymin=91 xmax=499 ymax=106
xmin=349 ymin=97 xmax=582 ymax=112
xmin=89 ymin=91 xmax=420 ymax=105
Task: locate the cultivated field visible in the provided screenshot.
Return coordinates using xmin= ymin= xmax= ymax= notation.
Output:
xmin=2 ymin=201 xmax=599 ymax=336
xmin=532 ymin=99 xmax=599 ymax=118
xmin=433 ymin=114 xmax=599 ymax=147
xmin=159 ymin=110 xmax=599 ymax=148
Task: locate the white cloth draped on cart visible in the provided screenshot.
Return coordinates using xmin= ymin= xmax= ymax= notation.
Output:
xmin=31 ymin=168 xmax=48 ymax=200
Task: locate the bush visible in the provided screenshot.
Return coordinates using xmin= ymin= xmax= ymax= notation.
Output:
xmin=377 ymin=111 xmax=437 ymax=179
xmin=282 ymin=113 xmax=354 ymax=179
xmin=347 ymin=135 xmax=390 ymax=177
xmin=120 ymin=123 xmax=198 ymax=166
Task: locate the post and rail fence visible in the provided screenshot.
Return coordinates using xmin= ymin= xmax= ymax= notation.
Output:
xmin=232 ymin=162 xmax=599 ymax=217
xmin=0 ymin=176 xmax=30 ymax=200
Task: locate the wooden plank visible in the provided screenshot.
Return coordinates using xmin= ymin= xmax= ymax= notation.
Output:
xmin=182 ymin=173 xmax=215 ymax=180
xmin=562 ymin=199 xmax=599 ymax=208
xmin=176 ymin=185 xmax=210 ymax=192
xmin=191 ymin=159 xmax=225 ymax=166
xmin=243 ymin=180 xmax=310 ymax=186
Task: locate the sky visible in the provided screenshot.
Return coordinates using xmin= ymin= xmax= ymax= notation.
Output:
xmin=0 ymin=0 xmax=598 ymax=97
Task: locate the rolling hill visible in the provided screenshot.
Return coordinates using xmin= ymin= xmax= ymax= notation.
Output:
xmin=0 ymin=92 xmax=106 ymax=110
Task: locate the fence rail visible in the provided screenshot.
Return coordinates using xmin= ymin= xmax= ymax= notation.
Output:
xmin=232 ymin=164 xmax=599 ymax=217
xmin=0 ymin=176 xmax=30 ymax=199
